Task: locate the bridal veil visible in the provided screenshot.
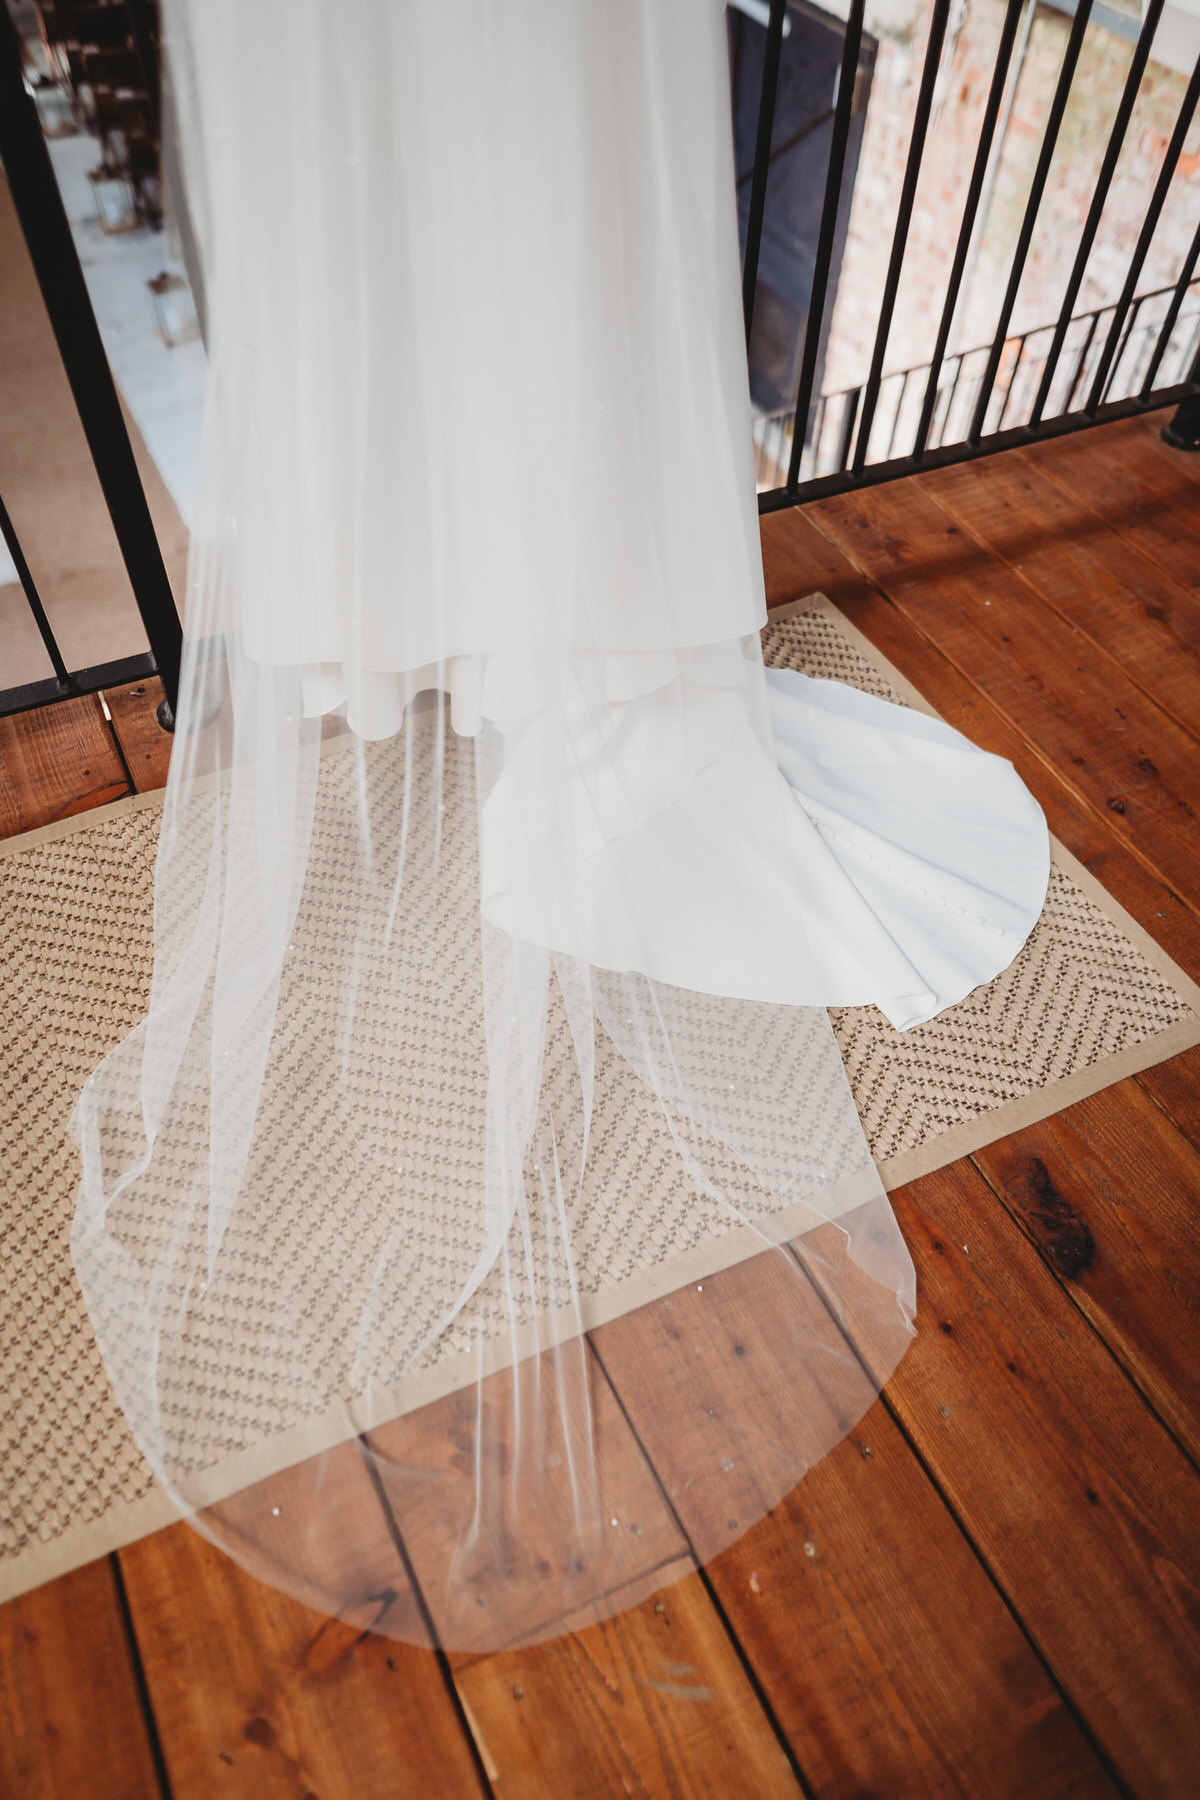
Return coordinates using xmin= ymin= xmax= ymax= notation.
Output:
xmin=69 ymin=0 xmax=1045 ymax=1652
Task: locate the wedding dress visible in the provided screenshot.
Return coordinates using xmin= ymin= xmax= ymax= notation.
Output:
xmin=70 ymin=0 xmax=1048 ymax=1651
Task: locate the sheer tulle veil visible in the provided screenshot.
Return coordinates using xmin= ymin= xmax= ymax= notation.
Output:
xmin=68 ymin=0 xmax=924 ymax=1652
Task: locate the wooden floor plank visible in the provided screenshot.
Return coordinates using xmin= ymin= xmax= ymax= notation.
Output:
xmin=594 ymin=1247 xmax=1116 ymax=1800
xmin=761 ymin=505 xmax=1200 ymax=983
xmin=0 ymin=693 xmax=128 ymax=839
xmin=1021 ymin=424 xmax=1200 ymax=600
xmin=103 ymin=676 xmax=173 ymax=794
xmin=452 ymin=1559 xmax=804 ymax=1800
xmin=807 ymin=477 xmax=1200 ymax=914
xmin=920 ymin=451 xmax=1200 ymax=742
xmin=1108 ymin=408 xmax=1200 ymax=492
xmin=365 ymin=1347 xmax=690 ymax=1656
xmin=0 ymin=1555 xmax=162 ymax=1800
xmin=702 ymin=1449 xmax=1118 ymax=1800
xmin=1135 ymin=1042 xmax=1200 ymax=1156
xmin=119 ymin=1447 xmax=486 ymax=1800
xmin=881 ymin=1160 xmax=1200 ymax=1799
xmin=970 ymin=1074 xmax=1200 ymax=1467
xmin=365 ymin=1345 xmax=811 ymax=1792
xmin=7 ymin=417 xmax=1198 ymax=1798
xmin=760 ymin=504 xmax=873 ymax=615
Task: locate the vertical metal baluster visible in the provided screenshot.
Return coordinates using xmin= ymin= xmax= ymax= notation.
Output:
xmin=1064 ymin=308 xmax=1100 ymax=411
xmin=786 ymin=0 xmax=865 ymax=488
xmin=1029 ymin=0 xmax=1165 ymax=428
xmin=996 ymin=333 xmax=1029 ymax=430
xmin=852 ymin=0 xmax=952 ymax=473
xmin=913 ymin=0 xmax=1026 ymax=460
xmin=0 ymin=489 xmax=71 ymax=688
xmin=1104 ymin=293 xmax=1144 ymax=403
xmin=811 ymin=395 xmax=827 ymax=475
xmin=939 ymin=353 xmax=965 ymax=446
xmin=1141 ymin=220 xmax=1200 ymax=395
xmin=1086 ymin=50 xmax=1200 ymax=414
xmin=742 ymin=0 xmax=789 ymax=348
xmin=0 ymin=3 xmax=182 ymax=717
xmin=968 ymin=0 xmax=1094 ymax=444
xmin=837 ymin=388 xmax=861 ymax=470
xmin=1127 ymin=297 xmax=1158 ymax=394
xmin=886 ymin=368 xmax=912 ymax=459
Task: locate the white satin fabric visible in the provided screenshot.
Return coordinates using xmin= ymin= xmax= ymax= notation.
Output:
xmin=303 ymin=645 xmax=1049 ymax=1030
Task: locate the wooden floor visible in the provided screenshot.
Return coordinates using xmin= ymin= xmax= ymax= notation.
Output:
xmin=3 ymin=409 xmax=1200 ymax=1799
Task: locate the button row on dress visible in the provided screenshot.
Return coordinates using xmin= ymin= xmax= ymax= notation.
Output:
xmin=814 ymin=818 xmax=1006 ymax=937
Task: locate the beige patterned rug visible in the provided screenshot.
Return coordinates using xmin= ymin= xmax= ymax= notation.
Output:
xmin=2 ymin=596 xmax=1198 ymax=1603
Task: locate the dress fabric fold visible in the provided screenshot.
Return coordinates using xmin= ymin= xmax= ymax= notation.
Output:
xmin=69 ymin=0 xmax=1048 ymax=1650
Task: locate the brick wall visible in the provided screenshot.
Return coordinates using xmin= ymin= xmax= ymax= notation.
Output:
xmin=820 ymin=0 xmax=1200 ymax=400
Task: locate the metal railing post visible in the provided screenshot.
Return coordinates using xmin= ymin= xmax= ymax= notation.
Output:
xmin=1141 ymin=220 xmax=1200 ymax=397
xmin=1085 ymin=49 xmax=1200 ymax=415
xmin=1064 ymin=308 xmax=1101 ymax=412
xmin=913 ymin=0 xmax=1026 ymax=461
xmin=0 ymin=488 xmax=71 ymax=688
xmin=1029 ymin=0 xmax=1165 ymax=428
xmin=836 ymin=388 xmax=861 ymax=471
xmin=1161 ymin=392 xmax=1200 ymax=449
xmin=786 ymin=0 xmax=865 ymax=490
xmin=0 ymin=2 xmax=182 ymax=721
xmin=968 ymin=0 xmax=1093 ymax=444
xmin=741 ymin=0 xmax=788 ymax=349
xmin=852 ymin=0 xmax=952 ymax=474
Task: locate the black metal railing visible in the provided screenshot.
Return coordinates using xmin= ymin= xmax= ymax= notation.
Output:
xmin=0 ymin=1 xmax=180 ymax=725
xmin=1 ymin=0 xmax=1198 ymax=722
xmin=753 ymin=276 xmax=1200 ymax=488
xmin=744 ymin=0 xmax=1200 ymax=512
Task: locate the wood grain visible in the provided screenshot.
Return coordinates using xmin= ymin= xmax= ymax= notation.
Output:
xmin=103 ymin=676 xmax=173 ymax=794
xmin=760 ymin=504 xmax=1200 ymax=984
xmin=5 ymin=413 xmax=1199 ymax=1798
xmin=119 ymin=1446 xmax=486 ymax=1800
xmin=760 ymin=504 xmax=872 ymax=614
xmin=1126 ymin=407 xmax=1200 ymax=490
xmin=1135 ymin=1042 xmax=1200 ymax=1156
xmin=1021 ymin=422 xmax=1200 ymax=600
xmin=365 ymin=1345 xmax=688 ymax=1655
xmin=0 ymin=693 xmax=128 ymax=838
xmin=0 ymin=1555 xmax=162 ymax=1800
xmin=884 ymin=1160 xmax=1200 ymax=1798
xmin=808 ymin=478 xmax=1200 ymax=912
xmin=594 ymin=1254 xmax=1116 ymax=1800
xmin=451 ymin=1558 xmax=803 ymax=1800
xmin=921 ymin=452 xmax=1200 ymax=743
xmin=367 ymin=1344 xmax=806 ymax=1793
xmin=971 ymin=1076 xmax=1200 ymax=1466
